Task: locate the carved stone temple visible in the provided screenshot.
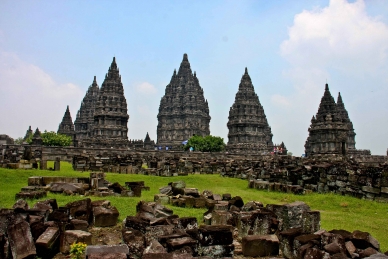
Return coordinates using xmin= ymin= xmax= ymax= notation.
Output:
xmin=74 ymin=76 xmax=100 ymax=140
xmin=304 ymin=83 xmax=364 ymax=156
xmin=81 ymin=57 xmax=130 ymax=148
xmin=57 ymin=105 xmax=75 ymax=137
xmin=226 ymin=68 xmax=274 ymax=153
xmin=157 ymin=54 xmax=211 ymax=147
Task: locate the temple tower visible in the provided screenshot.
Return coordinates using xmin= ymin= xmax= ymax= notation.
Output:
xmin=57 ymin=105 xmax=75 ymax=137
xmin=23 ymin=126 xmax=33 ymax=141
xmin=226 ymin=68 xmax=273 ymax=153
xmin=305 ymin=84 xmax=354 ymax=156
xmin=336 ymin=92 xmax=356 ymax=150
xmin=157 ymin=54 xmax=211 ymax=147
xmin=89 ymin=57 xmax=129 ymax=148
xmin=74 ymin=76 xmax=100 ymax=140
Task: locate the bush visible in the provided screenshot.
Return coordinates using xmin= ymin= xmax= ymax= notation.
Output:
xmin=184 ymin=135 xmax=225 ymax=152
xmin=41 ymin=131 xmax=72 ymax=146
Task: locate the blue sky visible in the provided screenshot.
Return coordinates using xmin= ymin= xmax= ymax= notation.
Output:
xmin=0 ymin=0 xmax=387 ymax=155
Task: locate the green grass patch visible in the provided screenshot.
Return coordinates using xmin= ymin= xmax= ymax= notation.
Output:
xmin=1 ymin=162 xmax=388 ymax=251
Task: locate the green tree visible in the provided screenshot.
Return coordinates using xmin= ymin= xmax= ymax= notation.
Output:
xmin=41 ymin=131 xmax=72 ymax=146
xmin=14 ymin=137 xmax=25 ymax=145
xmin=184 ymin=135 xmax=225 ymax=152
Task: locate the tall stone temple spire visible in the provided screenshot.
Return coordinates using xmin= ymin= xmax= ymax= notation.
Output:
xmin=87 ymin=57 xmax=129 ymax=148
xmin=336 ymin=92 xmax=356 ymax=150
xmin=305 ymin=83 xmax=356 ymax=156
xmin=57 ymin=105 xmax=75 ymax=137
xmin=74 ymin=76 xmax=100 ymax=141
xmin=157 ymin=53 xmax=211 ymax=146
xmin=226 ymin=68 xmax=273 ymax=153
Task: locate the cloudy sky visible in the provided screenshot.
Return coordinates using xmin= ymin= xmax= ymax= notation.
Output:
xmin=0 ymin=0 xmax=387 ymax=155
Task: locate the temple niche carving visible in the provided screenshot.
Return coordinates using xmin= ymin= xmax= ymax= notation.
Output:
xmin=74 ymin=76 xmax=100 ymax=140
xmin=226 ymin=68 xmax=274 ymax=153
xmin=304 ymin=83 xmax=366 ymax=156
xmin=157 ymin=54 xmax=211 ymax=147
xmin=82 ymin=57 xmax=130 ymax=148
xmin=57 ymin=105 xmax=75 ymax=137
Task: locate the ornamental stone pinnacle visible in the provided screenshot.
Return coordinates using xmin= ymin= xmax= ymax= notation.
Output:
xmin=157 ymin=53 xmax=211 ymax=147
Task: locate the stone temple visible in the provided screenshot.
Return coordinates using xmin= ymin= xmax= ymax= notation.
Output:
xmin=157 ymin=54 xmax=211 ymax=147
xmin=57 ymin=105 xmax=75 ymax=137
xmin=81 ymin=57 xmax=130 ymax=148
xmin=74 ymin=76 xmax=100 ymax=141
xmin=305 ymin=83 xmax=363 ymax=156
xmin=226 ymin=68 xmax=274 ymax=153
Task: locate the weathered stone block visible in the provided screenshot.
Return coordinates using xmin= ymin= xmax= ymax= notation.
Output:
xmin=60 ymin=230 xmax=92 ymax=254
xmin=154 ymin=194 xmax=170 ymax=205
xmin=66 ymin=198 xmax=92 ymax=221
xmin=211 ymin=210 xmax=232 ymax=225
xmin=362 ymin=186 xmax=380 ymax=195
xmin=242 ymin=235 xmax=279 ymax=257
xmin=196 ymin=225 xmax=233 ymax=246
xmin=279 ymin=228 xmax=303 ymax=259
xmin=35 ymin=227 xmax=60 ymax=258
xmin=302 ymin=211 xmax=320 ymax=234
xmin=125 ymin=216 xmax=150 ymax=233
xmin=122 ymin=228 xmax=145 ymax=257
xmin=8 ymin=220 xmax=36 ymax=259
xmin=70 ymin=219 xmax=89 ymax=231
xmin=279 ymin=201 xmax=311 ymax=231
xmin=93 ymin=206 xmax=119 ymax=227
xmin=351 ymin=230 xmax=380 ymax=250
xmin=86 ymin=244 xmax=129 ymax=258
xmin=197 ymin=244 xmax=234 ymax=258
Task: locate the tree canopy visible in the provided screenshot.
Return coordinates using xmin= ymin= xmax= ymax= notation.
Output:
xmin=22 ymin=131 xmax=72 ymax=146
xmin=184 ymin=135 xmax=225 ymax=152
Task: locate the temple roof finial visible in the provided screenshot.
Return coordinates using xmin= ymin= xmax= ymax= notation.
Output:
xmin=325 ymin=83 xmax=329 ymax=91
xmin=245 ymin=67 xmax=248 ymax=74
xmin=183 ymin=53 xmax=188 ymax=61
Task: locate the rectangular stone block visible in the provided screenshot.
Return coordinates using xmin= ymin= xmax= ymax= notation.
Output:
xmin=242 ymin=235 xmax=279 ymax=257
xmin=211 ymin=210 xmax=232 ymax=225
xmin=362 ymin=186 xmax=380 ymax=194
xmin=8 ymin=220 xmax=36 ymax=259
xmin=380 ymin=187 xmax=388 ymax=194
xmin=197 ymin=225 xmax=233 ymax=246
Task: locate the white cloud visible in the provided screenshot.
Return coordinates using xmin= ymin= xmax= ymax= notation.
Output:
xmin=0 ymin=51 xmax=84 ymax=138
xmin=135 ymin=82 xmax=157 ymax=94
xmin=275 ymin=0 xmax=388 ymax=155
xmin=280 ymin=0 xmax=388 ymax=75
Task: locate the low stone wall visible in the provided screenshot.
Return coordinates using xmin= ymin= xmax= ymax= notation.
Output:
xmin=2 ymin=144 xmax=388 ymax=202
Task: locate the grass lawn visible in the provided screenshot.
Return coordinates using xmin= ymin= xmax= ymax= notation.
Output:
xmin=1 ymin=161 xmax=388 ymax=251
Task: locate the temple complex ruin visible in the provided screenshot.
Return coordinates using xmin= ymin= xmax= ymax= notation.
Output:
xmin=226 ymin=68 xmax=274 ymax=153
xmin=74 ymin=76 xmax=100 ymax=141
xmin=57 ymin=105 xmax=75 ymax=137
xmin=305 ymin=84 xmax=368 ymax=156
xmin=157 ymin=54 xmax=211 ymax=147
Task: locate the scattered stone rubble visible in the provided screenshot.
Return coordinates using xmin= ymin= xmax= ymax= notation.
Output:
xmin=14 ymin=172 xmax=148 ymax=199
xmin=0 ymin=198 xmax=119 ymax=259
xmin=1 ymin=192 xmax=387 ymax=258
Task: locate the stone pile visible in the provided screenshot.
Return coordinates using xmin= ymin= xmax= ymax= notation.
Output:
xmin=15 ymin=172 xmax=146 ymax=199
xmin=0 ymin=198 xmax=119 ymax=259
xmin=155 ymin=180 xmax=213 ymax=209
xmin=278 ymin=228 xmax=383 ymax=259
xmin=122 ymin=200 xmax=234 ymax=258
